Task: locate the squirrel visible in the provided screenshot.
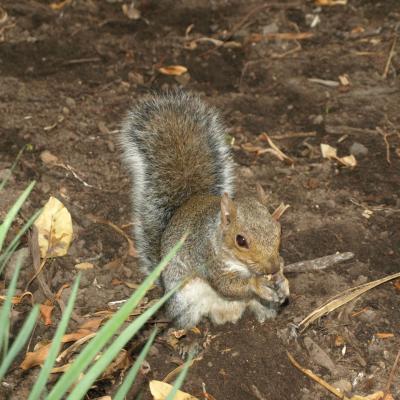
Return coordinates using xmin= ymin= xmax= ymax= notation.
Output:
xmin=120 ymin=90 xmax=289 ymax=328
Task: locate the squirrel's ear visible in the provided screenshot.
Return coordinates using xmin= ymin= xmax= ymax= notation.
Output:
xmin=256 ymin=183 xmax=269 ymax=206
xmin=220 ymin=192 xmax=236 ymax=227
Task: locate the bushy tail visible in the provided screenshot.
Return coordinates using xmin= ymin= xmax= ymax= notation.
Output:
xmin=120 ymin=90 xmax=235 ymax=273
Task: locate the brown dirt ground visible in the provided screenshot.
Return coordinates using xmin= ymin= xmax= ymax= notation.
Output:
xmin=1 ymin=1 xmax=400 ymax=399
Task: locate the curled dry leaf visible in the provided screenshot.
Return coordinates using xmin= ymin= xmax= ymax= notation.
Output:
xmin=34 ymin=196 xmax=73 ymax=258
xmin=158 ymin=65 xmax=188 ymax=76
xmin=149 ymin=380 xmax=199 ymax=400
xmin=0 ymin=291 xmax=33 ymax=304
xmin=321 ymin=143 xmax=357 ymax=167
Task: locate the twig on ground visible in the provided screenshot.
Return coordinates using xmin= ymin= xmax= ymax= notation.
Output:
xmin=325 ymin=125 xmax=377 ymax=136
xmin=384 ymin=348 xmax=400 ymax=398
xmin=350 ymin=198 xmax=400 ymax=214
xmin=250 ymin=384 xmax=268 ymax=400
xmin=62 ymin=57 xmax=101 ymax=66
xmin=87 ymin=214 xmax=137 ymax=257
xmin=270 ymin=131 xmax=317 ymax=140
xmin=376 ymin=127 xmax=395 ymax=164
xmin=284 ymin=252 xmax=354 ymax=273
xmin=287 ymin=352 xmax=345 ymax=399
xmin=382 ymin=35 xmax=397 ymax=79
xmin=272 ymin=203 xmax=290 ymax=221
xmin=298 ymin=271 xmax=400 ymax=332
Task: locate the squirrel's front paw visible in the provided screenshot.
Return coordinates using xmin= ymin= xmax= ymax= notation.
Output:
xmin=252 ymin=276 xmax=280 ymax=304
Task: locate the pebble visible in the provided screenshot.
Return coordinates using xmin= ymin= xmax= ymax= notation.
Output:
xmin=333 ymin=379 xmax=352 ymax=393
xmin=349 ymin=142 xmax=368 ymax=157
xmin=358 ymin=309 xmax=378 ymax=323
xmin=304 ymin=337 xmax=338 ymax=375
xmin=312 ymin=114 xmax=324 ymax=125
xmin=65 ymin=97 xmax=76 ymax=108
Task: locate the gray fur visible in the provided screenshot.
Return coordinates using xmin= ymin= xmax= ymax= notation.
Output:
xmin=119 ymin=90 xmax=235 ymax=274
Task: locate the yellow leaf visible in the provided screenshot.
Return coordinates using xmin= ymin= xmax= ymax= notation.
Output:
xmin=149 ymin=380 xmax=199 ymax=400
xmin=158 ymin=65 xmax=188 ymax=76
xmin=34 ymin=197 xmax=73 ymax=258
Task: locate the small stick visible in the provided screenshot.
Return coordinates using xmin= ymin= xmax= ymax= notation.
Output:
xmin=382 ymin=35 xmax=397 ymax=79
xmin=376 ymin=127 xmax=394 ymax=164
xmin=287 ymin=351 xmax=346 ymax=399
xmin=250 ymin=384 xmax=268 ymax=400
xmin=270 ymin=131 xmax=317 ymax=140
xmin=62 ymin=57 xmax=101 ymax=66
xmin=284 ymin=252 xmax=354 ymax=273
xmin=384 ymin=348 xmax=400 ymax=398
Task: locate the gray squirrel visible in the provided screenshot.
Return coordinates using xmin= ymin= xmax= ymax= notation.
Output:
xmin=120 ymin=90 xmax=289 ymax=328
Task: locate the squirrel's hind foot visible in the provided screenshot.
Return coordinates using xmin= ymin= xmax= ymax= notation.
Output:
xmin=248 ymin=300 xmax=278 ymax=323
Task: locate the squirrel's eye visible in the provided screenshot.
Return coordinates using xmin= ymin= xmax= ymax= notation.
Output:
xmin=236 ymin=234 xmax=249 ymax=248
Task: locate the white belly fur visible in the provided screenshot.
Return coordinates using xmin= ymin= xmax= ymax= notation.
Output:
xmin=178 ymin=278 xmax=247 ymax=325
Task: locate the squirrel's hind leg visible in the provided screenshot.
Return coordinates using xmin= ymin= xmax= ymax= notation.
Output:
xmin=248 ymin=300 xmax=278 ymax=323
xmin=167 ymin=278 xmax=246 ymax=328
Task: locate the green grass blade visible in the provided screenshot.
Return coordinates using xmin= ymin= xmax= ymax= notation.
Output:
xmin=0 ymin=181 xmax=35 ymax=252
xmin=0 ymin=241 xmax=19 ymax=278
xmin=165 ymin=353 xmax=194 ymax=400
xmin=28 ymin=274 xmax=81 ymax=400
xmin=0 ymin=305 xmax=39 ymax=381
xmin=68 ymin=287 xmax=178 ymax=400
xmin=113 ymin=329 xmax=158 ymax=400
xmin=47 ymin=236 xmax=185 ymax=400
xmin=0 ymin=252 xmax=23 ymax=357
xmin=0 ymin=209 xmax=41 ymax=274
xmin=0 ymin=146 xmax=26 ymax=191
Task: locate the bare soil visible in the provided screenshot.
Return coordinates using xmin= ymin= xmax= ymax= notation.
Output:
xmin=1 ymin=1 xmax=400 ymax=399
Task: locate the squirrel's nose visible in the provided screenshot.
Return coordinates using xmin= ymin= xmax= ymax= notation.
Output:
xmin=266 ymin=255 xmax=282 ymax=275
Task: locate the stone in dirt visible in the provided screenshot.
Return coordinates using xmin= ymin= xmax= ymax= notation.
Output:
xmin=304 ymin=337 xmax=340 ymax=376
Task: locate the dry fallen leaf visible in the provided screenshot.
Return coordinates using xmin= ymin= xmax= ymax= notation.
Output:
xmin=34 ymin=196 xmax=73 ymax=258
xmin=20 ymin=315 xmax=106 ymax=370
xmin=321 ymin=143 xmax=357 ymax=167
xmin=101 ymin=349 xmax=130 ymax=379
xmin=21 ymin=342 xmax=52 ymax=370
xmin=149 ymin=380 xmax=199 ymax=400
xmin=394 ymin=279 xmax=400 ymax=291
xmin=40 ymin=303 xmax=54 ymax=326
xmin=158 ymin=65 xmax=188 ymax=76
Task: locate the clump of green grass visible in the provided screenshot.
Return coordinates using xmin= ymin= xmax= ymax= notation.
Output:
xmin=0 ymin=166 xmax=190 ymax=399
